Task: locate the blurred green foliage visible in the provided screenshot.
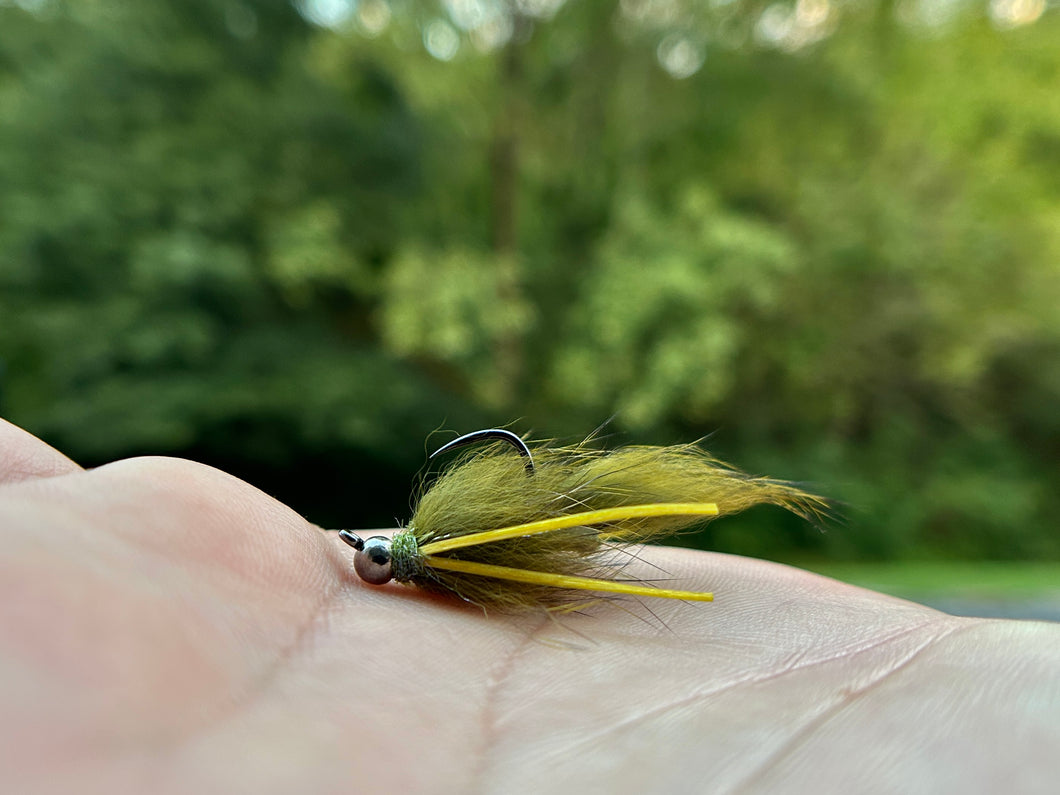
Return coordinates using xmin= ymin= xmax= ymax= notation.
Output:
xmin=1 ymin=0 xmax=1057 ymax=559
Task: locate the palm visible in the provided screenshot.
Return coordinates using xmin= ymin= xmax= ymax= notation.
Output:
xmin=2 ymin=419 xmax=1057 ymax=794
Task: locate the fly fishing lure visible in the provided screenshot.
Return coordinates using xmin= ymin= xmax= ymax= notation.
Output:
xmin=339 ymin=429 xmax=825 ymax=611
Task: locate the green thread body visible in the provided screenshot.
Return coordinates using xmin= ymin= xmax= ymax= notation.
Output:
xmin=390 ymin=529 xmax=424 ymax=582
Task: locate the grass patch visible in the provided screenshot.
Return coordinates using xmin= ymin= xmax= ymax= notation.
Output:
xmin=793 ymin=560 xmax=1060 ymax=599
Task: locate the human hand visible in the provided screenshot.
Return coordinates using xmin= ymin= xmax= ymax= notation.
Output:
xmin=2 ymin=418 xmax=1057 ymax=794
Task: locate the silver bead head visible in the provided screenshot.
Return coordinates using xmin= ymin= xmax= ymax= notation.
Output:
xmin=353 ymin=535 xmax=393 ymax=585
xmin=338 ymin=531 xmax=394 ymax=585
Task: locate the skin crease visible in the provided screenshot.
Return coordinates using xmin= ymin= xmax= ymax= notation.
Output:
xmin=1 ymin=418 xmax=1058 ymax=795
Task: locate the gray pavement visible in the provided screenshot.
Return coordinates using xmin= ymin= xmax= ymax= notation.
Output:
xmin=914 ymin=594 xmax=1060 ymax=623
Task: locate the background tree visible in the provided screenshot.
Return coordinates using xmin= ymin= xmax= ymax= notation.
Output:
xmin=1 ymin=0 xmax=1057 ymax=556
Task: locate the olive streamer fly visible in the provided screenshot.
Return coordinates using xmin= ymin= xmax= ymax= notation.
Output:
xmin=339 ymin=429 xmax=826 ymax=611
